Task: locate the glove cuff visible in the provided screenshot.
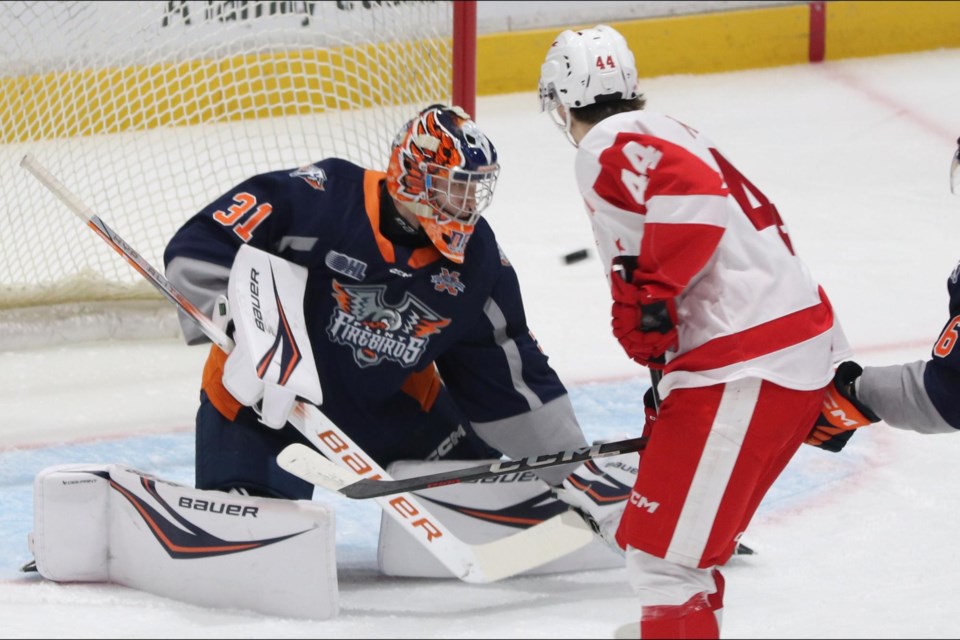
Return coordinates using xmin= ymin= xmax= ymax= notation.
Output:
xmin=834 ymin=361 xmax=880 ymax=423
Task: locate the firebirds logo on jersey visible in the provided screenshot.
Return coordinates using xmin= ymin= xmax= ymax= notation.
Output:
xmin=327 ymin=280 xmax=451 ymax=367
xmin=289 ymin=164 xmax=327 ymax=191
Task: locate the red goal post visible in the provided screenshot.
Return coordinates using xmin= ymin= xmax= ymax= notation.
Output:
xmin=0 ymin=0 xmax=477 ymax=342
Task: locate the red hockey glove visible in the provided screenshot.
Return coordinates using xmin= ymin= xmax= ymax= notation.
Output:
xmin=805 ymin=361 xmax=880 ymax=452
xmin=610 ymin=259 xmax=678 ymax=369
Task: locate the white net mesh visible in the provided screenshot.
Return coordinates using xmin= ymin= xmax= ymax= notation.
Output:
xmin=0 ymin=0 xmax=454 ymax=314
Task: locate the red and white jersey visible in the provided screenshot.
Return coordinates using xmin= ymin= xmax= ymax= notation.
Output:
xmin=575 ymin=110 xmax=851 ymax=397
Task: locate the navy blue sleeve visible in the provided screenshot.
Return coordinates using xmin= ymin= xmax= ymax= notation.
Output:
xmin=162 ymin=159 xmax=360 ymax=343
xmin=924 ymin=361 xmax=960 ymax=429
xmin=435 ymin=249 xmax=568 ymax=423
xmin=164 ymin=163 xmax=347 ymax=271
xmin=924 ymin=259 xmax=960 ymax=429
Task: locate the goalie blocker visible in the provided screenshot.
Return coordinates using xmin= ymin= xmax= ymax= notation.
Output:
xmin=28 ymin=464 xmax=338 ymax=619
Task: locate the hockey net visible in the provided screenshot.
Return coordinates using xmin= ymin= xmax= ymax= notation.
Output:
xmin=0 ymin=0 xmax=469 ymax=347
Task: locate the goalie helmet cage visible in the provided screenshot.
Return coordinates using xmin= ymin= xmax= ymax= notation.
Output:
xmin=0 ymin=0 xmax=477 ymax=342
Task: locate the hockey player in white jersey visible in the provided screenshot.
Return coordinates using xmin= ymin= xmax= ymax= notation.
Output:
xmin=807 ymin=137 xmax=960 ymax=451
xmin=539 ymin=24 xmax=851 ymax=639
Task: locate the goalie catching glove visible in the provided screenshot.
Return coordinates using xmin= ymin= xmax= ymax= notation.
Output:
xmin=805 ymin=361 xmax=880 ymax=452
xmin=555 ymin=389 xmax=656 ymax=551
xmin=553 ymin=443 xmax=639 ymax=553
xmin=221 ymin=245 xmax=323 ymax=429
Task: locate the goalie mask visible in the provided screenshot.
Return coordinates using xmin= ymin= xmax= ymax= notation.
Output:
xmin=386 ymin=104 xmax=500 ymax=263
xmin=539 ymin=25 xmax=639 ymax=144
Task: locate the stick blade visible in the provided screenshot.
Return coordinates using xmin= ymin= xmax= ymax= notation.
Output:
xmin=277 ymin=443 xmax=358 ymax=492
xmin=465 ymin=510 xmax=597 ymax=583
xmin=279 ymin=439 xmax=599 ymax=583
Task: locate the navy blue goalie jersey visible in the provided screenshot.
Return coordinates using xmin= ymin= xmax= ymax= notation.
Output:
xmin=164 ymin=158 xmax=570 ymax=459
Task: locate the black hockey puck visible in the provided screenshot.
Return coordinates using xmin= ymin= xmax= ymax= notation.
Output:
xmin=563 ymin=248 xmax=590 ymax=264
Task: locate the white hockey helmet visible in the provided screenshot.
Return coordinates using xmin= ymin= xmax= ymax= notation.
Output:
xmin=539 ymin=25 xmax=639 ymax=140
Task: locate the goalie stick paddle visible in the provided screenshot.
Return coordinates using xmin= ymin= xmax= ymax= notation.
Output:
xmin=277 ymin=436 xmax=648 ymax=499
xmin=22 ymin=153 xmax=596 ymax=583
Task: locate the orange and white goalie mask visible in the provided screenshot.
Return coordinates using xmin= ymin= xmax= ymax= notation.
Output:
xmin=386 ymin=104 xmax=500 ymax=263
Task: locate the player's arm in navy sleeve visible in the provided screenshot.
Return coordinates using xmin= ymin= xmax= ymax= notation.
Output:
xmin=164 ymin=162 xmax=345 ymax=344
xmin=164 ymin=171 xmax=294 ymax=344
xmin=857 ymin=262 xmax=960 ymax=433
xmin=436 ymin=253 xmax=588 ymax=485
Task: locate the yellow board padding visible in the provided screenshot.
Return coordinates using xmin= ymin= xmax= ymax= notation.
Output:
xmin=5 ymin=2 xmax=960 ymax=143
xmin=0 ymin=40 xmax=446 ymax=144
xmin=477 ymin=1 xmax=960 ymax=97
xmin=824 ymin=1 xmax=960 ymax=60
xmin=478 ymin=4 xmax=810 ymax=97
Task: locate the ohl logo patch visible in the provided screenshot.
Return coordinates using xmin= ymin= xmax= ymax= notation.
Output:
xmin=327 ymin=280 xmax=451 ymax=367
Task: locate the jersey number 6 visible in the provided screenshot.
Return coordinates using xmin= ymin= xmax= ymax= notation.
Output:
xmin=934 ymin=316 xmax=960 ymax=358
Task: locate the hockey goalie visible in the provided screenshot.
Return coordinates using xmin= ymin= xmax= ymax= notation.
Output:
xmin=24 ymin=231 xmax=637 ymax=617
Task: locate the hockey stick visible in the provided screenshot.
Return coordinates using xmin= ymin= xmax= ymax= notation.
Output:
xmin=649 ymin=366 xmax=663 ymax=411
xmin=612 ymin=256 xmax=665 ymax=411
xmin=277 ymin=436 xmax=647 ymax=499
xmin=21 ymin=153 xmax=595 ymax=584
xmin=952 ymin=136 xmax=959 ymax=195
xmin=19 ymin=155 xmax=231 ymax=350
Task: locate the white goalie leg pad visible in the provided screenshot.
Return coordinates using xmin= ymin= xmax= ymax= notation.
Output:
xmin=377 ymin=459 xmax=623 ymax=578
xmin=30 ymin=464 xmax=338 ymax=619
xmin=30 ymin=464 xmax=112 ymax=581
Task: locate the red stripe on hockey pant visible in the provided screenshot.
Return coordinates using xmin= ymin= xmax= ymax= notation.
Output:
xmin=615 ymin=380 xmax=823 ymax=567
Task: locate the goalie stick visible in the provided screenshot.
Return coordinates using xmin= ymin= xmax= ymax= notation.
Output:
xmin=20 ymin=153 xmax=595 ymax=584
xmin=277 ymin=436 xmax=647 ymax=499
